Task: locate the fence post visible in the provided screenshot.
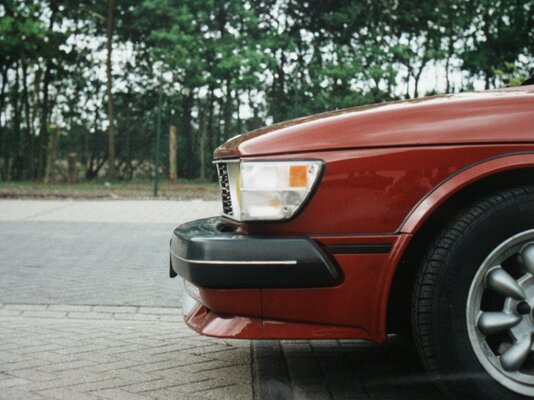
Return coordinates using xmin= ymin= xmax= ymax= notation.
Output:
xmin=67 ymin=152 xmax=77 ymax=184
xmin=200 ymin=132 xmax=206 ymax=180
xmin=169 ymin=125 xmax=177 ymax=182
xmin=44 ymin=124 xmax=58 ymax=184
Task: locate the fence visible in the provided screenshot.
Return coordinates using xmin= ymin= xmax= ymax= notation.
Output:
xmin=0 ymin=87 xmax=241 ymax=195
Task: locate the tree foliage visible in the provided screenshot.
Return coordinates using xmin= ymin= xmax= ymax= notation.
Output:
xmin=0 ymin=0 xmax=532 ymax=181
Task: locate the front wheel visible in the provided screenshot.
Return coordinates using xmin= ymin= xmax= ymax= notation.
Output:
xmin=413 ymin=186 xmax=534 ymax=399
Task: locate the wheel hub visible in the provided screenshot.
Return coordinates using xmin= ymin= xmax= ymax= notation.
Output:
xmin=516 ymin=301 xmax=530 ymax=315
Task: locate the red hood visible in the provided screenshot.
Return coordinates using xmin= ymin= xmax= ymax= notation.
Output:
xmin=214 ymin=86 xmax=534 ymax=159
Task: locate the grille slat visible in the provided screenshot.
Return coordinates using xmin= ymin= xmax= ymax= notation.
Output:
xmin=216 ymin=163 xmax=233 ymax=216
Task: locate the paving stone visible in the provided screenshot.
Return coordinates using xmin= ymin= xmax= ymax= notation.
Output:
xmin=55 ymin=344 xmax=109 ymax=356
xmin=0 ymin=377 xmax=30 ymax=388
xmin=92 ymin=306 xmax=138 ymax=313
xmin=119 ymin=378 xmax=181 ymax=393
xmin=1 ymin=359 xmax=51 ymax=372
xmin=92 ymin=388 xmax=154 ymax=400
xmin=48 ymin=305 xmax=93 ymax=312
xmin=0 ymin=310 xmax=22 ymax=317
xmin=37 ymin=359 xmax=98 ymax=373
xmin=3 ymin=304 xmax=49 ymax=311
xmin=0 ymin=351 xmax=26 ymax=363
xmin=201 ymin=384 xmax=253 ymax=400
xmin=37 ymin=387 xmax=104 ymax=400
xmin=67 ymin=312 xmax=114 ymax=320
xmin=89 ymin=360 xmax=146 ymax=373
xmin=137 ymin=307 xmax=180 ymax=315
xmin=0 ymin=311 xmax=254 ymax=399
xmin=20 ymin=311 xmax=67 ymax=318
xmin=0 ymin=386 xmax=47 ymax=400
xmin=7 ymin=368 xmax=62 ymax=382
xmin=158 ymin=315 xmax=183 ymax=322
xmin=113 ymin=313 xmax=159 ymax=321
xmin=141 ymin=387 xmax=205 ymax=400
xmin=66 ymin=378 xmax=142 ymax=393
xmin=14 ymin=344 xmax=65 ymax=355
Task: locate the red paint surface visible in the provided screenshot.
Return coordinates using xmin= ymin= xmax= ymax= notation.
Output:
xmin=261 ymin=238 xmax=409 ymax=341
xmin=186 ymin=304 xmax=262 ymax=338
xmin=401 ymin=153 xmax=534 ymax=233
xmin=199 ymin=288 xmax=261 ymax=318
xmin=215 ymin=86 xmax=534 ymax=159
xmin=185 ymin=88 xmax=534 ymax=342
xmin=239 ymin=145 xmax=534 ymax=235
xmin=185 ymin=304 xmax=374 ymax=341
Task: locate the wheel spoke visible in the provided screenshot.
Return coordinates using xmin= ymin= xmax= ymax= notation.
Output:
xmin=500 ymin=334 xmax=533 ymax=372
xmin=522 ymin=243 xmax=534 ymax=275
xmin=486 ymin=267 xmax=526 ymax=300
xmin=477 ymin=312 xmax=522 ymax=336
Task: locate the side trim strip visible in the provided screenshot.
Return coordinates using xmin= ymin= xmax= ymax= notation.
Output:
xmin=326 ymin=244 xmax=392 ymax=254
xmin=170 ymin=249 xmax=298 ymax=266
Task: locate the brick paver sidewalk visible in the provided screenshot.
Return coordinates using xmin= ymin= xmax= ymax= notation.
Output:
xmin=0 ymin=304 xmax=251 ymax=400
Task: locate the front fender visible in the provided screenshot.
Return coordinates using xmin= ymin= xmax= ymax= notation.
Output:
xmin=400 ymin=152 xmax=534 ymax=234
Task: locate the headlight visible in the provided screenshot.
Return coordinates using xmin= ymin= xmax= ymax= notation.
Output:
xmin=216 ymin=160 xmax=323 ymax=221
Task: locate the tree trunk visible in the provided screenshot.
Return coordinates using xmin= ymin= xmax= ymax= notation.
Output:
xmin=67 ymin=152 xmax=77 ymax=183
xmin=484 ymin=72 xmax=491 ymax=90
xmin=31 ymin=68 xmax=41 ymax=178
xmin=106 ymin=0 xmax=116 ymax=179
xmin=198 ymin=101 xmax=207 ymax=180
xmin=44 ymin=124 xmax=58 ymax=184
xmin=235 ymin=90 xmax=241 ymax=135
xmin=37 ymin=3 xmax=58 ymax=180
xmin=86 ymin=105 xmax=99 ymax=180
xmin=0 ymin=66 xmax=7 ymax=116
xmin=22 ymin=62 xmax=34 ymax=179
xmin=445 ymin=22 xmax=454 ymax=93
xmin=414 ymin=64 xmax=426 ymax=99
xmin=38 ymin=60 xmax=53 ymax=180
xmin=182 ymin=92 xmax=194 ymax=178
xmin=1 ymin=66 xmax=9 ymax=181
xmin=124 ymin=95 xmax=132 ymax=181
xmin=169 ymin=125 xmax=177 ymax=181
xmin=12 ymin=62 xmax=22 ymax=180
xmin=206 ymin=88 xmax=215 ymax=155
xmin=222 ymin=80 xmax=232 ymax=141
xmin=272 ymin=52 xmax=286 ymax=122
xmin=405 ymin=64 xmax=412 ymax=99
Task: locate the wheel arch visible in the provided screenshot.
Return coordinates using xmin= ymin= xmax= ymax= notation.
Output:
xmin=387 ymin=153 xmax=534 ymax=334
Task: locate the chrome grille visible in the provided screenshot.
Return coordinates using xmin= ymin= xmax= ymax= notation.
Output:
xmin=216 ymin=163 xmax=233 ymax=216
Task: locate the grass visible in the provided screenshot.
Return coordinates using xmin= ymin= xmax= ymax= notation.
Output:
xmin=0 ymin=179 xmax=220 ymax=200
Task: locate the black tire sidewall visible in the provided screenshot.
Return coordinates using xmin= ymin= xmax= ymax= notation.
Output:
xmin=430 ymin=191 xmax=534 ymax=399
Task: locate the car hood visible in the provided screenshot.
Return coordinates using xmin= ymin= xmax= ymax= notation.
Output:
xmin=214 ymin=86 xmax=534 ymax=159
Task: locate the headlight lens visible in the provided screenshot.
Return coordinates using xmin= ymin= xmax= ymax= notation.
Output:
xmin=220 ymin=160 xmax=323 ymax=221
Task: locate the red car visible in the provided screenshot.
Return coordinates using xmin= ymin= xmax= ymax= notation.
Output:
xmin=170 ymin=84 xmax=534 ymax=399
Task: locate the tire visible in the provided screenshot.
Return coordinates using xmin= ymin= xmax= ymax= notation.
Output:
xmin=412 ymin=186 xmax=534 ymax=399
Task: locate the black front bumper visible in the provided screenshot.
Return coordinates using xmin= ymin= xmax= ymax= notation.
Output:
xmin=170 ymin=217 xmax=341 ymax=289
